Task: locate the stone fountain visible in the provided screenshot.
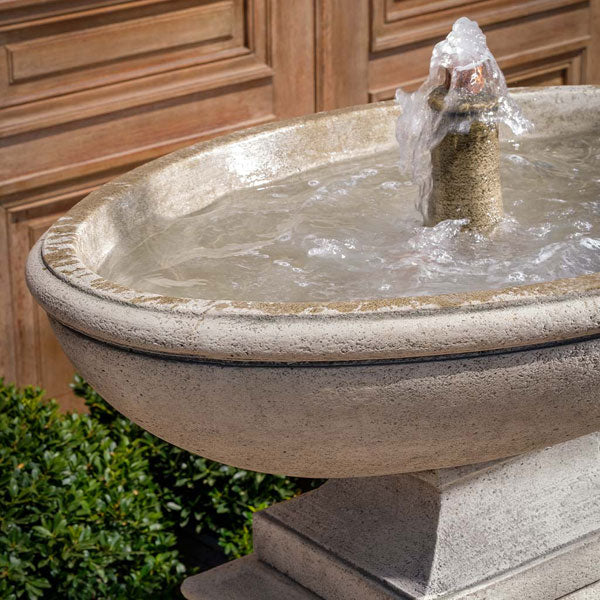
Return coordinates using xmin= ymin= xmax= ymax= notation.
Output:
xmin=26 ymin=19 xmax=600 ymax=600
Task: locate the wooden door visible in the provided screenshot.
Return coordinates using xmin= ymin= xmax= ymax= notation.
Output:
xmin=0 ymin=0 xmax=316 ymax=407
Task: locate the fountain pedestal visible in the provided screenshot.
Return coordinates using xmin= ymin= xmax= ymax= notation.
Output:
xmin=183 ymin=433 xmax=600 ymax=599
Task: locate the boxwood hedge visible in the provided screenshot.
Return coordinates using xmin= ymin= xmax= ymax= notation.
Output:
xmin=0 ymin=377 xmax=321 ymax=599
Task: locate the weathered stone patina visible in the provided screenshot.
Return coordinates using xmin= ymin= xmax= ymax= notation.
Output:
xmin=26 ymin=85 xmax=600 ymax=477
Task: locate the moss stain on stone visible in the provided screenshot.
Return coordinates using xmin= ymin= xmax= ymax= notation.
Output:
xmin=130 ymin=295 xmax=191 ymax=306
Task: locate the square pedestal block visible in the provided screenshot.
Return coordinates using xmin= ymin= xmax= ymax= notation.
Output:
xmin=183 ymin=433 xmax=600 ymax=599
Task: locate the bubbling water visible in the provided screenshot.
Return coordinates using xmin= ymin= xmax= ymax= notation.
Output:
xmin=98 ymin=130 xmax=600 ymax=302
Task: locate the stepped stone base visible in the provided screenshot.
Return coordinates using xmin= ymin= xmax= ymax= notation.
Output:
xmin=181 ymin=555 xmax=600 ymax=600
xmin=183 ymin=433 xmax=600 ymax=599
xmin=181 ymin=555 xmax=320 ymax=599
xmin=182 ymin=557 xmax=600 ymax=600
xmin=562 ymin=581 xmax=600 ymax=598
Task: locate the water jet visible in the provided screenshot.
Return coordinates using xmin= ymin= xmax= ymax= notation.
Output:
xmin=397 ymin=17 xmax=531 ymax=231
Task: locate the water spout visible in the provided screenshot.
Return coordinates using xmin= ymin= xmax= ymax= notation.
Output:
xmin=396 ymin=17 xmax=532 ymax=230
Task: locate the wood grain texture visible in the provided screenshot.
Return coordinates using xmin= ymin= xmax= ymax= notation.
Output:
xmin=271 ymin=0 xmax=315 ymax=118
xmin=369 ymin=2 xmax=593 ymax=100
xmin=316 ymin=0 xmax=369 ymax=110
xmin=0 ymin=78 xmax=275 ymax=197
xmin=0 ymin=0 xmax=278 ymax=199
xmin=0 ymin=0 xmax=254 ymax=135
xmin=590 ymin=0 xmax=600 ymax=82
xmin=371 ymin=0 xmax=587 ymax=51
xmin=0 ymin=0 xmax=315 ymax=408
xmin=0 ymin=1 xmax=137 ymax=27
xmin=7 ymin=2 xmax=238 ymax=81
xmin=1 ymin=1 xmax=248 ymax=106
xmin=0 ymin=204 xmax=15 ymax=381
xmin=505 ymin=48 xmax=585 ymax=86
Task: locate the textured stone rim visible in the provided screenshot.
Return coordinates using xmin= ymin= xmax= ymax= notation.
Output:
xmin=28 ymin=85 xmax=600 ymax=363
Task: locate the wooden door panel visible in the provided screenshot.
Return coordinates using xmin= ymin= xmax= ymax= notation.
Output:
xmin=504 ymin=50 xmax=585 ymax=87
xmin=371 ymin=0 xmax=585 ymax=51
xmin=1 ymin=77 xmax=275 ymax=197
xmin=368 ymin=1 xmax=592 ymax=101
xmin=271 ymin=0 xmax=315 ymax=118
xmin=317 ymin=0 xmax=597 ymax=108
xmin=315 ymin=0 xmax=369 ymax=110
xmin=0 ymin=2 xmax=135 ymax=27
xmin=0 ymin=0 xmax=266 ymax=138
xmin=7 ymin=2 xmax=240 ymax=82
xmin=0 ymin=1 xmax=314 ymax=196
xmin=0 ymin=0 xmax=315 ymax=409
xmin=384 ymin=0 xmax=485 ymax=22
xmin=1 ymin=0 xmax=246 ymax=107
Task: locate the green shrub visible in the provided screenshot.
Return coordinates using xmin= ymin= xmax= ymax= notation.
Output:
xmin=0 ymin=380 xmax=183 ymax=599
xmin=0 ymin=378 xmax=322 ymax=599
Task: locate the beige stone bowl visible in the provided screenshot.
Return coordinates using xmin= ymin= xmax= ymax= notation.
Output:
xmin=27 ymin=86 xmax=600 ymax=478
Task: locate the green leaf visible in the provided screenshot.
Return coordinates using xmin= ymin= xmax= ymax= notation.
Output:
xmin=32 ymin=526 xmax=52 ymax=538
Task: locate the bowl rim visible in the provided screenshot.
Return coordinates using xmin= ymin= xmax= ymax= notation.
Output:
xmin=29 ymin=85 xmax=600 ymax=363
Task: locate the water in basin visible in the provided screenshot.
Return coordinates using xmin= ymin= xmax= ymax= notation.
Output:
xmin=99 ymin=129 xmax=600 ymax=302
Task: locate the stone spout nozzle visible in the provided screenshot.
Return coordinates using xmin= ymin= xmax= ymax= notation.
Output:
xmin=395 ymin=18 xmax=531 ymax=230
xmin=427 ymin=66 xmax=503 ymax=231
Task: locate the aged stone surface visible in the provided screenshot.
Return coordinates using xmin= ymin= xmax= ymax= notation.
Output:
xmin=44 ymin=317 xmax=600 ymax=478
xmin=427 ymin=86 xmax=504 ymax=230
xmin=253 ymin=433 xmax=600 ymax=599
xmin=560 ymin=581 xmax=600 ymax=598
xmin=429 ymin=121 xmax=503 ymax=229
xmin=183 ymin=434 xmax=600 ymax=599
xmin=181 ymin=556 xmax=319 ymax=600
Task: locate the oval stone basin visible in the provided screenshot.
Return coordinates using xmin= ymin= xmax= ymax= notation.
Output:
xmin=27 ymin=86 xmax=600 ymax=478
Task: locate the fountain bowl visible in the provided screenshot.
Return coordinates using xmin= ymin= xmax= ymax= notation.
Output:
xmin=27 ymin=86 xmax=600 ymax=478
